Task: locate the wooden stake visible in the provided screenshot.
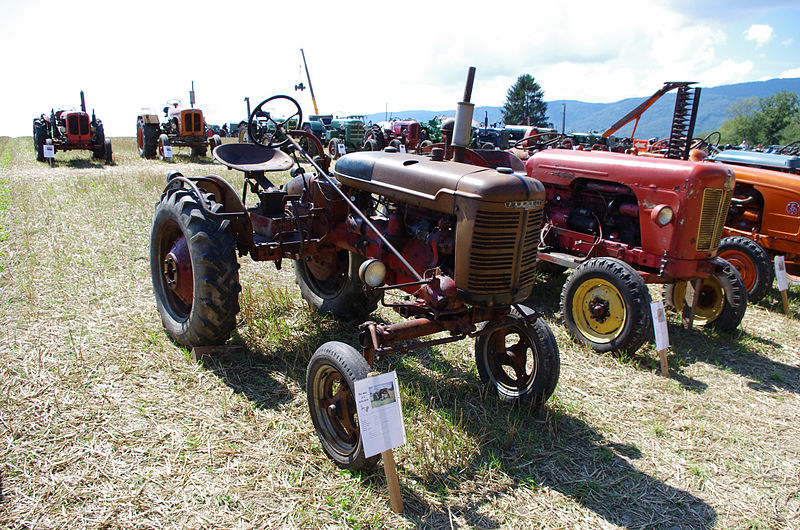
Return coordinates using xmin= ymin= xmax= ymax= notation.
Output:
xmin=382 ymin=449 xmax=404 ymax=514
xmin=658 ymin=349 xmax=669 ymax=377
xmin=681 ymin=278 xmax=703 ymax=329
xmin=367 ymin=371 xmax=404 ymax=514
xmin=781 ymin=289 xmax=790 ymax=315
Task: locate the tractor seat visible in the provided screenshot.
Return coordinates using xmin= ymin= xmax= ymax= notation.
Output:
xmin=213 ymin=143 xmax=294 ymax=172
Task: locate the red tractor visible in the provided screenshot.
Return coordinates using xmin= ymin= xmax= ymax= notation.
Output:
xmin=524 ymin=149 xmax=746 ymax=353
xmin=137 ymin=97 xmax=221 ymax=159
xmin=33 ymin=91 xmax=112 ymax=166
xmin=150 ymin=72 xmax=560 ymax=471
xmin=363 ymin=119 xmax=421 ymax=152
xmin=422 ymin=121 xmax=747 ymax=355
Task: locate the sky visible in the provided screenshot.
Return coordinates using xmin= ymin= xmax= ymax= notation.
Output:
xmin=2 ymin=0 xmax=800 ymax=137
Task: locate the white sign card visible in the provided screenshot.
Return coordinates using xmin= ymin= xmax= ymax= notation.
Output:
xmin=43 ymin=144 xmax=55 ymax=158
xmin=337 ymin=143 xmax=346 ymax=155
xmin=775 ymin=255 xmax=789 ymax=291
xmin=399 ymin=144 xmax=407 ymax=154
xmin=353 ymin=371 xmax=406 ymax=457
xmin=162 ymin=145 xmax=173 ymax=158
xmin=650 ymin=300 xmax=670 ymax=351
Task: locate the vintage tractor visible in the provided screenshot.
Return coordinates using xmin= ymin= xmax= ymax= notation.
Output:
xmin=521 ymin=147 xmax=746 ymax=353
xmin=323 ymin=115 xmax=366 ymax=159
xmin=33 ymin=91 xmax=112 ymax=165
xmin=363 ymin=119 xmax=422 ymax=152
xmin=137 ymin=98 xmax=221 ymax=159
xmin=691 ymin=145 xmax=800 ymax=301
xmin=149 ymin=72 xmax=560 ymax=471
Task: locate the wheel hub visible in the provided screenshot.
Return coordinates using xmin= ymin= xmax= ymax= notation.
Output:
xmin=163 ymin=236 xmax=192 ymax=305
xmin=588 ymin=297 xmax=610 ymax=323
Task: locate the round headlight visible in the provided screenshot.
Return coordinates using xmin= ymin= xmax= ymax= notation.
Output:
xmin=358 ymin=259 xmax=386 ymax=288
xmin=653 ymin=205 xmax=674 ymax=227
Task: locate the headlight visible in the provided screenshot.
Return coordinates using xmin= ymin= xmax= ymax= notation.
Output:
xmin=652 ymin=205 xmax=674 ymax=227
xmin=358 ymin=259 xmax=386 ymax=287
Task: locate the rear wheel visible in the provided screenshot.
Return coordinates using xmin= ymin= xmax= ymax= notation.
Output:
xmin=208 ymin=134 xmax=222 ymax=156
xmin=294 ymin=251 xmax=379 ymax=320
xmin=307 ymin=341 xmax=379 ymax=471
xmin=103 ymin=139 xmax=112 ymax=164
xmin=475 ymin=305 xmax=560 ymax=407
xmin=561 ymin=257 xmax=652 ymax=354
xmin=137 ymin=119 xmax=158 ymax=158
xmin=363 ymin=138 xmax=379 ymax=151
xmin=663 ymin=259 xmax=747 ymax=331
xmin=190 ymin=144 xmax=207 ymax=157
xmin=150 ymin=188 xmax=241 ymax=346
xmin=718 ymin=236 xmax=773 ymax=302
xmin=92 ymin=122 xmax=106 ymax=159
xmin=33 ymin=119 xmax=46 ymax=161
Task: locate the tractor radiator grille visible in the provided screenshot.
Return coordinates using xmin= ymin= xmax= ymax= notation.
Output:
xmin=67 ymin=115 xmax=89 ymax=135
xmin=696 ymin=188 xmax=733 ymax=251
xmin=182 ymin=111 xmax=204 ymax=134
xmin=468 ymin=208 xmax=541 ymax=293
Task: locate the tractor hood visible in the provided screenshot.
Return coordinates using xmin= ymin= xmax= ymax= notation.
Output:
xmin=711 ymin=149 xmax=800 ymax=173
xmin=334 ymin=151 xmax=544 ymax=215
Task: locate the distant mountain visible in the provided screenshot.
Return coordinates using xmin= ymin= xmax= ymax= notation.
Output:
xmin=365 ymin=77 xmax=800 ymax=140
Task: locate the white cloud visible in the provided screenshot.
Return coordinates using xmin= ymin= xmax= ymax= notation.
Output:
xmin=779 ymin=67 xmax=800 ymax=78
xmin=744 ymin=24 xmax=774 ymax=47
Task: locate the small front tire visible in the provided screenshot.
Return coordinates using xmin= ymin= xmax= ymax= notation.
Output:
xmin=475 ymin=305 xmax=560 ymax=407
xmin=560 ymin=257 xmax=652 ymax=354
xmin=718 ymin=236 xmax=773 ymax=302
xmin=307 ymin=341 xmax=379 ymax=471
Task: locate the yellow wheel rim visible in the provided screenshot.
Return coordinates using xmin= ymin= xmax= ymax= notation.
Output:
xmin=571 ymin=278 xmax=626 ymax=343
xmin=671 ymin=276 xmax=725 ymax=325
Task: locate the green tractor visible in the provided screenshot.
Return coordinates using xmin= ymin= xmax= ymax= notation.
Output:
xmin=323 ymin=115 xmax=366 ymax=159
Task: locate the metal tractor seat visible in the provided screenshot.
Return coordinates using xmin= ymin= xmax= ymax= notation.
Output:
xmin=213 ymin=143 xmax=294 ymax=173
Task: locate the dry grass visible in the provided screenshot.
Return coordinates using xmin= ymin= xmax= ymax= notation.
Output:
xmin=1 ymin=136 xmax=799 ymax=528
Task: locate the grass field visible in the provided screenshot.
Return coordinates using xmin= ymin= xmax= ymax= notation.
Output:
xmin=1 ymin=136 xmax=798 ymax=529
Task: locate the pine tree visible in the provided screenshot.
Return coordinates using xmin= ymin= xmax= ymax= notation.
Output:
xmin=501 ymin=74 xmax=548 ymax=126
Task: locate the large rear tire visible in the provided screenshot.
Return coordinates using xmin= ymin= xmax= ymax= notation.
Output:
xmin=150 ymin=188 xmax=241 ymax=347
xmin=475 ymin=305 xmax=560 ymax=407
xmin=306 ymin=341 xmax=379 ymax=471
xmin=560 ymin=257 xmax=652 ymax=354
xmin=663 ymin=259 xmax=747 ymax=331
xmin=137 ymin=119 xmax=158 ymax=158
xmin=718 ymin=236 xmax=773 ymax=302
xmin=33 ymin=119 xmax=46 ymax=161
xmin=294 ymin=251 xmax=379 ymax=320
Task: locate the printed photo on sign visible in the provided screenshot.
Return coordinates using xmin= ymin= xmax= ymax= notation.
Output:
xmin=369 ymin=382 xmax=396 ymax=408
xmin=337 ymin=143 xmax=346 ymax=155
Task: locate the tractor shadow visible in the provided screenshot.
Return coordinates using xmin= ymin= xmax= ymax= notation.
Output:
xmin=665 ymin=324 xmax=800 ymax=394
xmin=195 ymin=293 xmax=715 ymax=527
xmin=380 ymin=346 xmax=715 ymax=528
xmin=63 ymin=158 xmax=108 ymax=169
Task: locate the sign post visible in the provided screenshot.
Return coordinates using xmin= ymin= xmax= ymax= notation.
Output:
xmin=774 ymin=256 xmax=791 ymax=315
xmin=354 ymin=371 xmax=406 ymax=513
xmin=651 ymin=301 xmax=671 ymax=376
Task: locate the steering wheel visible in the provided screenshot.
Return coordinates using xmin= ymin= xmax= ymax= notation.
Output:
xmin=690 ymin=131 xmax=721 ymax=153
xmin=248 ymin=95 xmax=303 ymax=148
xmin=778 ymin=140 xmax=800 ymax=155
xmin=512 ymin=132 xmax=564 ymax=150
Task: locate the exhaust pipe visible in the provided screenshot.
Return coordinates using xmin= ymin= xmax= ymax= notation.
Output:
xmin=452 ymin=67 xmax=476 ymax=163
xmin=80 ymin=91 xmax=86 ymax=113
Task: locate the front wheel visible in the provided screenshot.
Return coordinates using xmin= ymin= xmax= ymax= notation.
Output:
xmin=718 ymin=236 xmax=773 ymax=302
xmin=150 ymin=187 xmax=241 ymax=346
xmin=307 ymin=341 xmax=379 ymax=471
xmin=663 ymin=259 xmax=747 ymax=331
xmin=560 ymin=257 xmax=652 ymax=354
xmin=475 ymin=305 xmax=560 ymax=407
xmin=294 ymin=251 xmax=379 ymax=320
xmin=158 ymin=134 xmax=171 ymax=160
xmin=328 ymin=138 xmax=342 ymax=159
